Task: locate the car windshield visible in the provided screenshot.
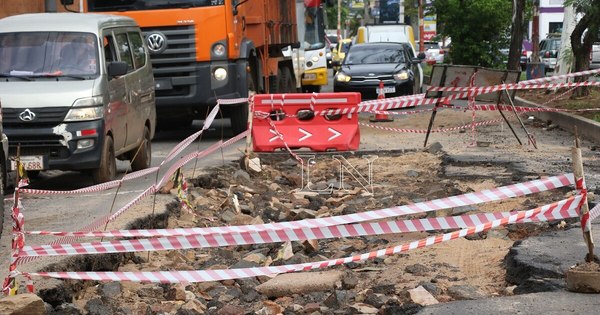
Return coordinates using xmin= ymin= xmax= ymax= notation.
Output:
xmin=541 ymin=38 xmax=560 ymax=51
xmin=344 ymin=45 xmax=406 ymax=64
xmin=87 ymin=0 xmax=220 ymax=11
xmin=0 ymin=32 xmax=99 ymax=78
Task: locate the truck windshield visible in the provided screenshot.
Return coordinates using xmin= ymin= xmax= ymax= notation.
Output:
xmin=87 ymin=0 xmax=222 ymax=11
xmin=0 ymin=32 xmax=99 ymax=78
xmin=303 ymin=6 xmax=325 ymax=50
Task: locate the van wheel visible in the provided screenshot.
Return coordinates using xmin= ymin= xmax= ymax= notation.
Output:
xmin=92 ymin=136 xmax=116 ymax=184
xmin=130 ymin=126 xmax=152 ymax=171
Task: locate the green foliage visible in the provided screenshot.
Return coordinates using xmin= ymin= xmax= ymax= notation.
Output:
xmin=432 ymin=0 xmax=512 ymax=68
xmin=325 ymin=4 xmax=351 ymax=34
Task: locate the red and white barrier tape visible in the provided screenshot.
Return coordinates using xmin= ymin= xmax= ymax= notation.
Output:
xmin=16 ymin=132 xmax=249 ymax=266
xmin=26 ymin=174 xmax=574 ymax=239
xmin=23 ymin=200 xmax=570 ymax=283
xmin=590 ymin=202 xmax=600 ymax=221
xmin=518 ymin=68 xmax=600 ymax=85
xmin=428 ymin=81 xmax=600 ymax=93
xmin=359 ymin=119 xmax=505 ymax=134
xmin=18 ymin=196 xmax=581 ymax=257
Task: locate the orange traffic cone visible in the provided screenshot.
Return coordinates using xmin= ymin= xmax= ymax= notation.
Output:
xmin=370 ymin=80 xmax=393 ymax=122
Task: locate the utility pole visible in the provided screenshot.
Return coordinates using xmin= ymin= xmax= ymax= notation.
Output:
xmin=419 ymin=0 xmax=424 ymax=53
xmin=399 ymin=0 xmax=404 ymax=24
xmin=531 ymin=0 xmax=540 ymax=63
xmin=337 ymin=0 xmax=342 ymax=38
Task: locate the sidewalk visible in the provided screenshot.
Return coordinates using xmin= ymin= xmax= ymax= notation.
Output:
xmin=417 ymin=99 xmax=600 ymax=314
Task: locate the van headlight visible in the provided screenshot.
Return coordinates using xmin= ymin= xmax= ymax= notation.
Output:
xmin=214 ymin=67 xmax=227 ymax=81
xmin=394 ymin=71 xmax=409 ymax=80
xmin=65 ymin=106 xmax=104 ymax=121
xmin=66 ymin=96 xmax=104 ymax=121
xmin=336 ymin=72 xmax=351 ymax=82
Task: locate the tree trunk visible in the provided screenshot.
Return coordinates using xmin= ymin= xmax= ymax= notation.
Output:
xmin=507 ymin=0 xmax=525 ymax=71
xmin=570 ymin=12 xmax=599 ymax=97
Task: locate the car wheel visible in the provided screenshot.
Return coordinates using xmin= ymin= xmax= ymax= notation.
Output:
xmin=92 ymin=135 xmax=116 ymax=184
xmin=130 ymin=126 xmax=151 ymax=172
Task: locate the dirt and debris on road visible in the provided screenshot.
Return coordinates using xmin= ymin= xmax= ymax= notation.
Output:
xmin=15 ymin=107 xmax=600 ymax=314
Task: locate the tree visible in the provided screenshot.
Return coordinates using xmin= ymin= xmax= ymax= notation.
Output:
xmin=432 ymin=0 xmax=512 ymax=68
xmin=507 ymin=0 xmax=526 ymax=71
xmin=569 ymin=0 xmax=600 ymax=97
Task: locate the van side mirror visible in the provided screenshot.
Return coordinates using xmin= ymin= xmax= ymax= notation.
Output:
xmin=107 ymin=61 xmax=128 ymax=77
xmin=332 ymin=60 xmax=341 ymax=67
xmin=60 ymin=0 xmax=74 ymax=5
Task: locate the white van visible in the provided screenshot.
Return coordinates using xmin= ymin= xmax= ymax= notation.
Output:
xmin=0 ymin=13 xmax=156 ymax=183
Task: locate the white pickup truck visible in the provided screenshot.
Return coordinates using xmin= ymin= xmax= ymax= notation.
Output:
xmin=591 ymin=42 xmax=600 ymax=69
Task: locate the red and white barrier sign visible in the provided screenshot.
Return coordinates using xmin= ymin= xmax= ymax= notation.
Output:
xmin=252 ymin=93 xmax=361 ymax=152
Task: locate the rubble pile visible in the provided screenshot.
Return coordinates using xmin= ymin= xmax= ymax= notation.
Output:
xmin=54 ymin=150 xmax=570 ymax=315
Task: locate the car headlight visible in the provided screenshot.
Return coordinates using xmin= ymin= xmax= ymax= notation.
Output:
xmin=336 ymin=72 xmax=351 ymax=82
xmin=65 ymin=96 xmax=104 ymax=121
xmin=394 ymin=71 xmax=409 ymax=80
xmin=65 ymin=106 xmax=104 ymax=121
xmin=311 ymin=55 xmax=320 ymax=62
xmin=212 ymin=43 xmax=226 ymax=57
xmin=214 ymin=67 xmax=227 ymax=81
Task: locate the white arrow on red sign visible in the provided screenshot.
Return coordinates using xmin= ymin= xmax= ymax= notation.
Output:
xmin=269 ymin=129 xmax=279 ymax=142
xmin=328 ymin=128 xmax=342 ymax=141
xmin=299 ymin=128 xmax=313 ymax=141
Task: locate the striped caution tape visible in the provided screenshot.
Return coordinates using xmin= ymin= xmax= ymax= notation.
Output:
xmin=427 ymin=80 xmax=600 ymax=93
xmin=448 ymin=104 xmax=600 ymax=114
xmin=23 ymin=200 xmax=570 ymax=283
xmin=26 ymin=174 xmax=574 ymax=238
xmin=16 ymin=131 xmax=249 ymax=266
xmin=590 ymin=202 xmax=600 ymax=221
xmin=17 ymin=196 xmax=581 ymax=258
xmin=518 ymin=67 xmax=600 ymax=85
xmin=359 ymin=119 xmax=505 ymax=134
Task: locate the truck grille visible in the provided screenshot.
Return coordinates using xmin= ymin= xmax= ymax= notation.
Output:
xmin=142 ymin=25 xmax=196 ymax=97
xmin=2 ymin=107 xmax=70 ymax=127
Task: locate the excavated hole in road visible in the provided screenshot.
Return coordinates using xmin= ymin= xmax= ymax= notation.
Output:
xmin=35 ymin=149 xmax=578 ymax=310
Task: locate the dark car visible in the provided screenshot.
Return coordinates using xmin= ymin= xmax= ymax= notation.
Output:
xmin=333 ymin=42 xmax=423 ymax=99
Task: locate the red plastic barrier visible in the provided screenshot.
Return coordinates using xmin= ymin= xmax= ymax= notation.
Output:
xmin=252 ymin=93 xmax=361 ymax=152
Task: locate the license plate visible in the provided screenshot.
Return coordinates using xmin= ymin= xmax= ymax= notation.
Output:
xmin=11 ymin=156 xmax=45 ymax=171
xmin=376 ymin=86 xmax=396 ymax=94
xmin=303 ymin=73 xmax=317 ymax=80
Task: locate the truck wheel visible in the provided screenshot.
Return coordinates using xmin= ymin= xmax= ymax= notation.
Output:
xmin=92 ymin=136 xmax=116 ymax=184
xmin=302 ymin=85 xmax=321 ymax=93
xmin=130 ymin=126 xmax=151 ymax=172
xmin=279 ymin=66 xmax=295 ymax=93
xmin=229 ymin=69 xmax=254 ymax=135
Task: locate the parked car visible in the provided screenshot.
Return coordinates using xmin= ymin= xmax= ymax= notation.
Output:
xmin=333 ymin=42 xmax=424 ymax=100
xmin=332 ymin=38 xmax=352 ymax=71
xmin=591 ymin=42 xmax=600 ymax=69
xmin=424 ymin=41 xmax=445 ymax=65
xmin=539 ymin=35 xmax=561 ymax=73
xmin=0 ymin=13 xmax=156 ymax=184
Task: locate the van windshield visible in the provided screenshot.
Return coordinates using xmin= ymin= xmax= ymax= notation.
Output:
xmin=87 ymin=0 xmax=221 ymax=11
xmin=0 ymin=32 xmax=99 ymax=79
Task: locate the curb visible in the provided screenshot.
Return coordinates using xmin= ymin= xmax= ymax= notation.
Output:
xmin=515 ymin=96 xmax=600 ymax=145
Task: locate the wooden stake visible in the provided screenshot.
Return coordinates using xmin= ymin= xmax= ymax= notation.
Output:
xmin=571 ymin=127 xmax=596 ymax=262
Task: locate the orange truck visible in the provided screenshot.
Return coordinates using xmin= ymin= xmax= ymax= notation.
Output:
xmin=60 ymin=0 xmax=331 ymax=134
